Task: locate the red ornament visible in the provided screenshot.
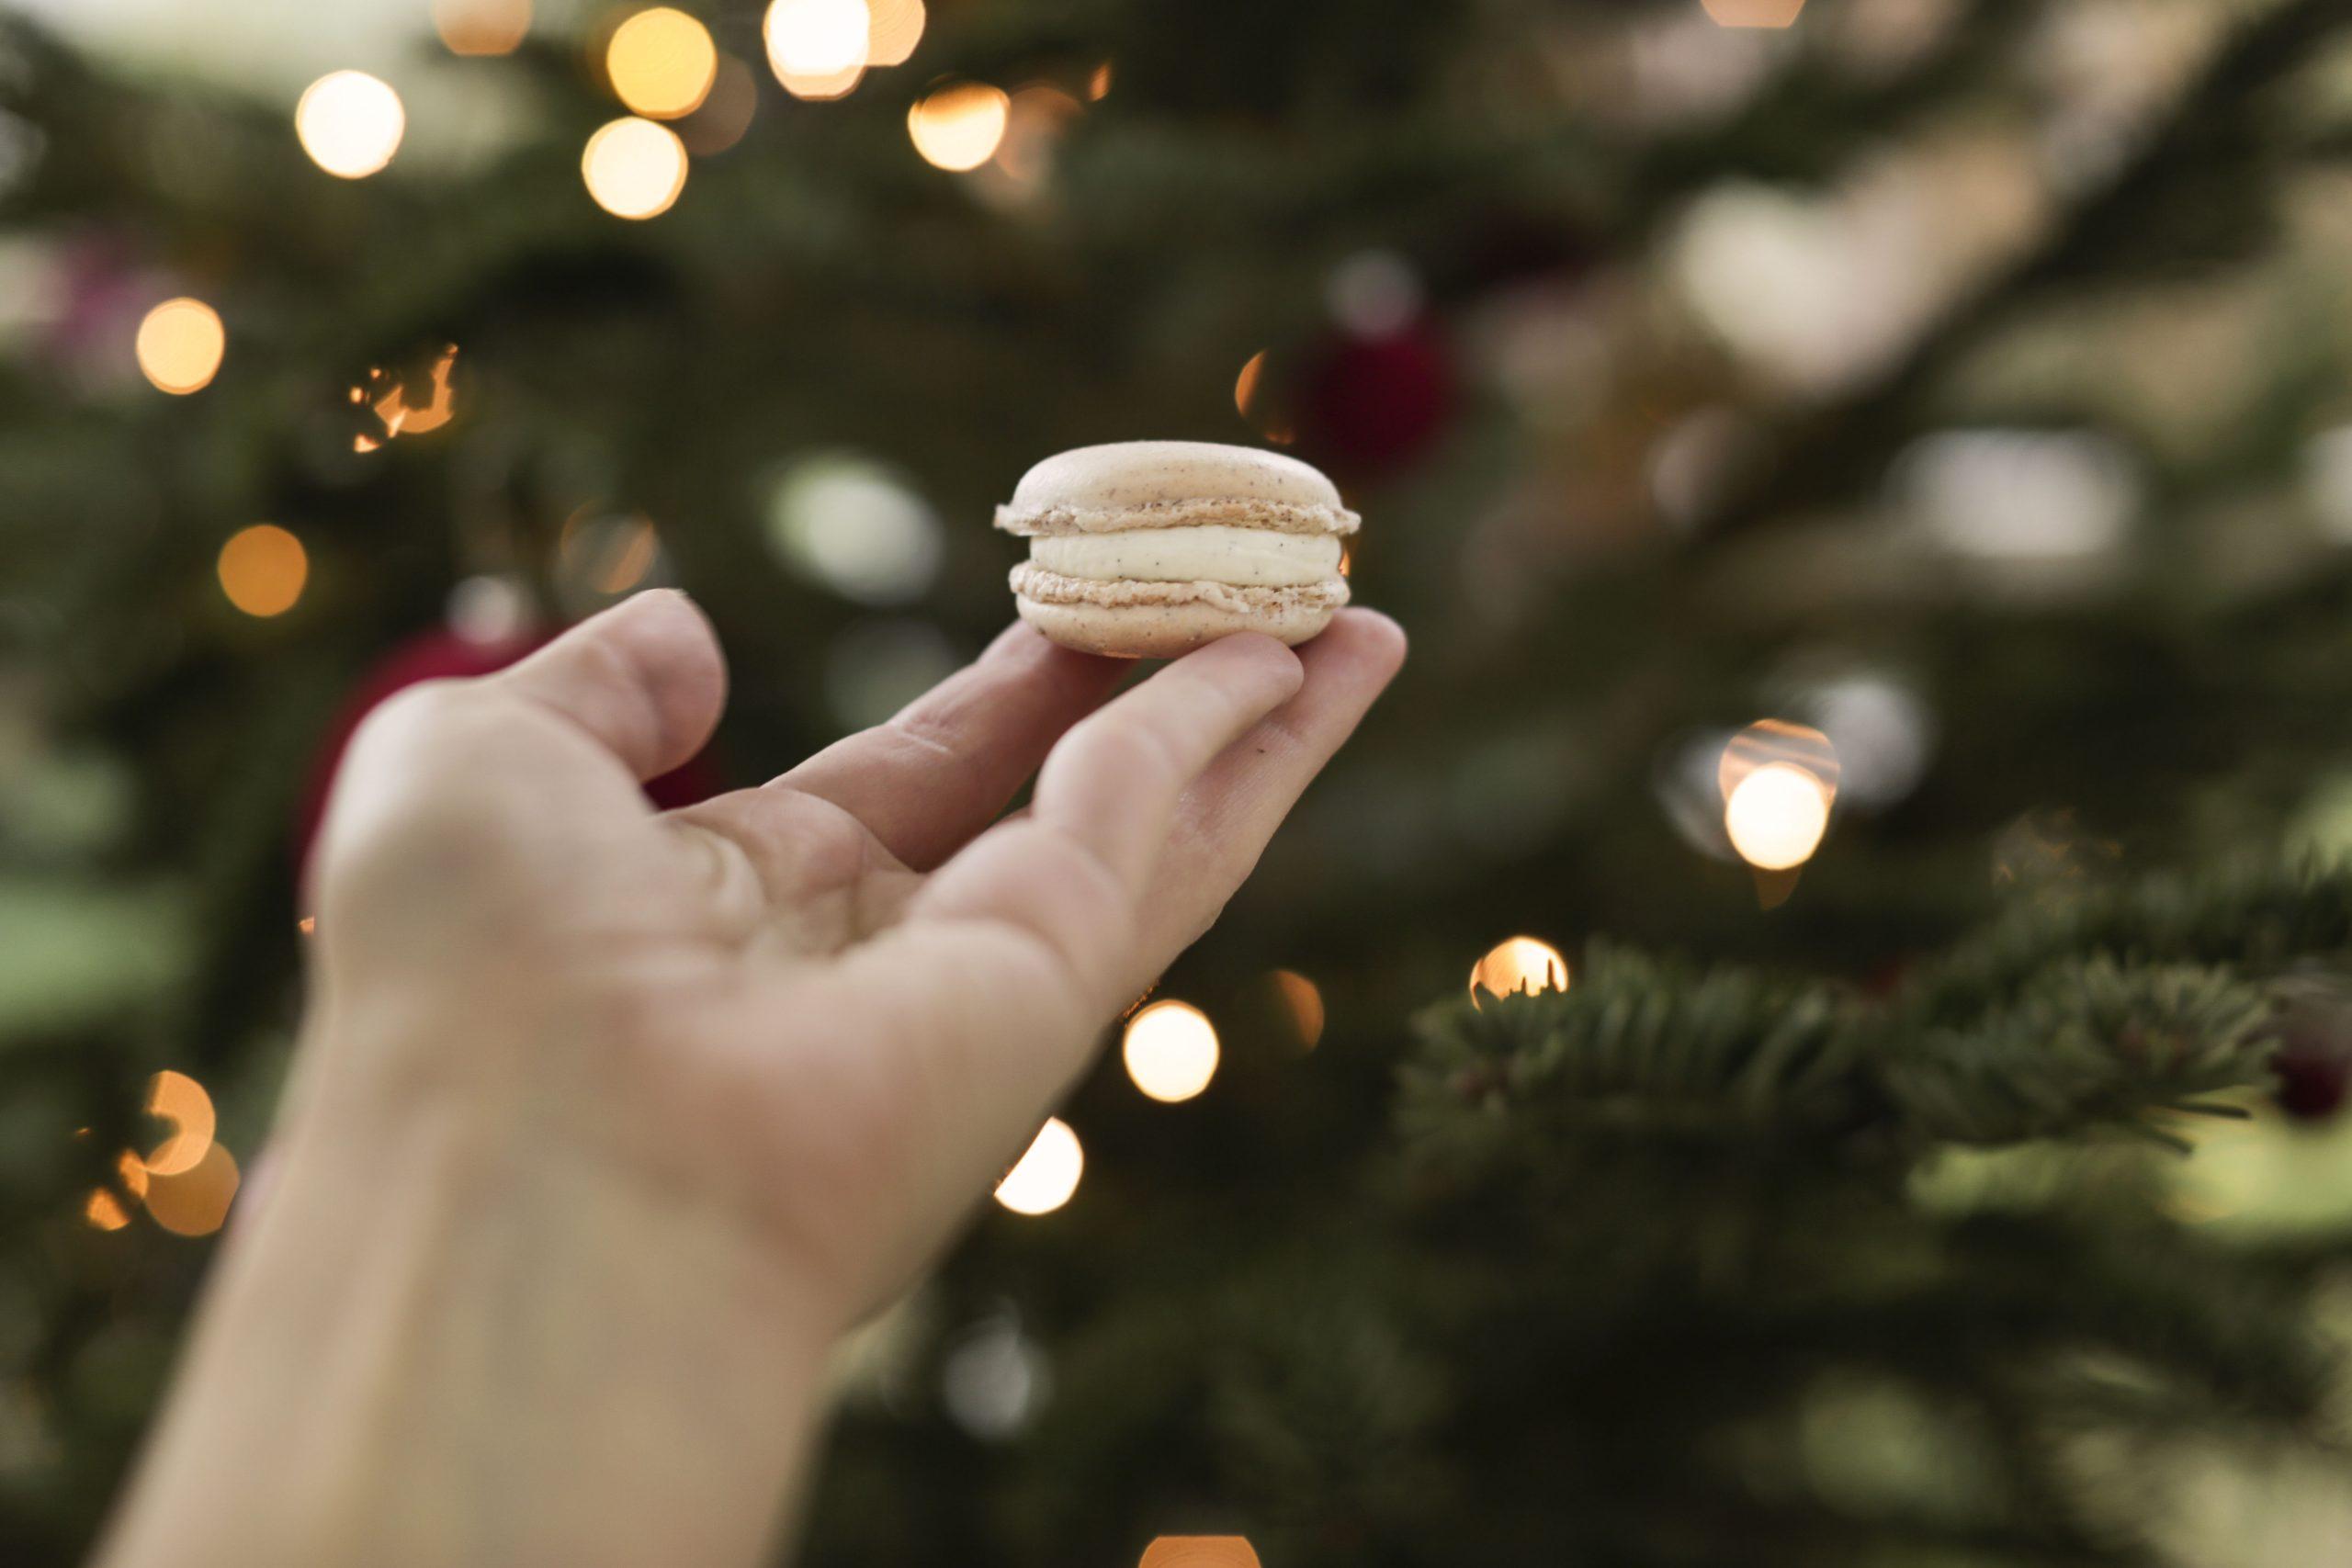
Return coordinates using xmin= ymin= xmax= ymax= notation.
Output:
xmin=1299 ymin=320 xmax=1453 ymax=477
xmin=295 ymin=625 xmax=722 ymax=878
xmin=2273 ymin=1038 xmax=2350 ymax=1124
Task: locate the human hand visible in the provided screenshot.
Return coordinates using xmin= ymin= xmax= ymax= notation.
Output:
xmin=105 ymin=590 xmax=1401 ymax=1568
xmin=306 ymin=588 xmax=1404 ymax=1323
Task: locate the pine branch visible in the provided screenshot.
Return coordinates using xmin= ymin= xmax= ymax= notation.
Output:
xmin=1404 ymin=863 xmax=2352 ymax=1165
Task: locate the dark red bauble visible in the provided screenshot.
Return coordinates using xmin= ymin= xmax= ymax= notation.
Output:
xmin=295 ymin=626 xmax=722 ymax=878
xmin=2272 ymin=1039 xmax=2351 ymax=1123
xmin=1299 ymin=321 xmax=1454 ymax=477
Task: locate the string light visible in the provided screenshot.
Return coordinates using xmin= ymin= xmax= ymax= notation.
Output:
xmin=134 ymin=298 xmax=226 ymax=395
xmin=765 ymin=0 xmax=871 ymax=85
xmin=606 ymin=7 xmax=718 ymax=119
xmin=1702 ymin=0 xmax=1807 ymax=26
xmin=994 ymin=1117 xmax=1081 ymax=1215
xmin=143 ymin=1069 xmax=217 ymax=1177
xmin=143 ymin=1142 xmax=241 ymax=1237
xmin=1138 ymin=1540 xmax=1262 ymax=1568
xmin=1122 ymin=1000 xmax=1220 ymax=1103
xmin=433 ymin=0 xmax=531 ymax=55
xmin=582 ymin=117 xmax=689 ymax=220
xmin=1724 ymin=763 xmax=1831 ymax=870
xmin=217 ymin=525 xmax=309 ymax=618
xmin=1469 ymin=936 xmax=1568 ymax=1007
xmin=908 ymin=81 xmax=1009 ymax=171
xmin=295 ymin=71 xmax=405 ymax=179
xmin=1268 ymin=969 xmax=1325 ymax=1048
xmin=865 ymin=0 xmax=926 ymax=67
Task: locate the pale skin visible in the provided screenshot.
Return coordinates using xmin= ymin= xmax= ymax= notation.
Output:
xmin=97 ymin=589 xmax=1405 ymax=1568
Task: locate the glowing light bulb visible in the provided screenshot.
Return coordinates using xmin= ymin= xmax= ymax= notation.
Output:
xmin=1123 ymin=1000 xmax=1220 ymax=1102
xmin=908 ymin=81 xmax=1009 ymax=171
xmin=607 ymin=7 xmax=718 ymax=119
xmin=582 ymin=117 xmax=689 ymax=220
xmin=433 ymin=0 xmax=531 ymax=55
xmin=134 ymin=298 xmax=226 ymax=395
xmin=994 ymin=1117 xmax=1081 ymax=1215
xmin=217 ymin=525 xmax=309 ymax=618
xmin=1724 ymin=762 xmax=1831 ymax=870
xmin=296 ymin=71 xmax=405 ymax=179
xmin=865 ymin=0 xmax=925 ymax=67
xmin=765 ymin=0 xmax=871 ymax=79
xmin=1469 ymin=936 xmax=1568 ymax=1006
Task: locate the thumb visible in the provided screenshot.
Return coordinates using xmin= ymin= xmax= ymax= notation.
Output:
xmin=487 ymin=589 xmax=728 ymax=783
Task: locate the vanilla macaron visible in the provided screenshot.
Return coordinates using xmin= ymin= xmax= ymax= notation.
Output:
xmin=996 ymin=441 xmax=1358 ymax=659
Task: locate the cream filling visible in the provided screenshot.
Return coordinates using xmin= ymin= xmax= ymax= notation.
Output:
xmin=1030 ymin=525 xmax=1341 ymax=587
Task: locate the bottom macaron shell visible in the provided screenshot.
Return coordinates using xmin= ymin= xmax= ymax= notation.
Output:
xmin=1015 ymin=593 xmax=1340 ymax=659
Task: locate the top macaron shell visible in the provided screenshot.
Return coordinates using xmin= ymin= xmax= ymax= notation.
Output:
xmin=1007 ymin=441 xmax=1348 ymax=516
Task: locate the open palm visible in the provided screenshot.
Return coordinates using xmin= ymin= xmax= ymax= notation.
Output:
xmin=303 ymin=589 xmax=1404 ymax=1323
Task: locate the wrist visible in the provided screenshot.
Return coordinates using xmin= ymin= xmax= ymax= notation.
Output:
xmin=104 ymin=1028 xmax=841 ymax=1568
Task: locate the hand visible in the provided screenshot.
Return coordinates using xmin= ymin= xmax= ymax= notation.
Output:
xmin=308 ymin=590 xmax=1403 ymax=1319
xmin=102 ymin=589 xmax=1401 ymax=1568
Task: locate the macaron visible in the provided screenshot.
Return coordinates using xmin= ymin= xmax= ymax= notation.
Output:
xmin=996 ymin=441 xmax=1358 ymax=659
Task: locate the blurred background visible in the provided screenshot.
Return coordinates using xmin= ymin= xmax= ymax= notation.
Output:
xmin=10 ymin=1 xmax=2352 ymax=1563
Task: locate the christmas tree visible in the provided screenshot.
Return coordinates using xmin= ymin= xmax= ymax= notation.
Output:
xmin=10 ymin=1 xmax=2352 ymax=1562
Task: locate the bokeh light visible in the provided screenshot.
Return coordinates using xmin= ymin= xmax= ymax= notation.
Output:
xmin=1123 ymin=1000 xmax=1220 ymax=1103
xmin=766 ymin=452 xmax=943 ymax=604
xmin=143 ymin=1141 xmax=240 ymax=1237
xmin=134 ymin=298 xmax=225 ymax=395
xmin=217 ymin=525 xmax=309 ymax=618
xmin=1235 ymin=350 xmax=1268 ymax=418
xmin=680 ymin=55 xmax=760 ymax=155
xmin=355 ymin=345 xmax=460 ymax=443
xmin=1724 ymin=762 xmax=1832 ymax=870
xmin=433 ymin=0 xmax=531 ymax=55
xmin=765 ymin=0 xmax=871 ymax=84
xmin=1268 ymin=969 xmax=1325 ymax=1048
xmin=557 ymin=512 xmax=665 ymax=604
xmin=908 ymin=81 xmax=1009 ymax=171
xmin=1703 ymin=0 xmax=1807 ymax=26
xmin=1716 ymin=718 xmax=1840 ymax=808
xmin=1088 ymin=62 xmax=1114 ymax=100
xmin=607 ymin=8 xmax=718 ymax=120
xmin=1469 ymin=936 xmax=1568 ymax=1006
xmin=295 ymin=71 xmax=405 ymax=179
xmin=865 ymin=0 xmax=926 ymax=67
xmin=84 ymin=1189 xmax=130 ymax=1231
xmin=994 ymin=1117 xmax=1081 ymax=1215
xmin=989 ymin=84 xmax=1080 ymax=190
xmin=940 ymin=1310 xmax=1048 ymax=1438
xmin=1138 ymin=1540 xmax=1262 ymax=1568
xmin=582 ymin=116 xmax=689 ymax=220
xmin=144 ymin=1069 xmax=217 ymax=1177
